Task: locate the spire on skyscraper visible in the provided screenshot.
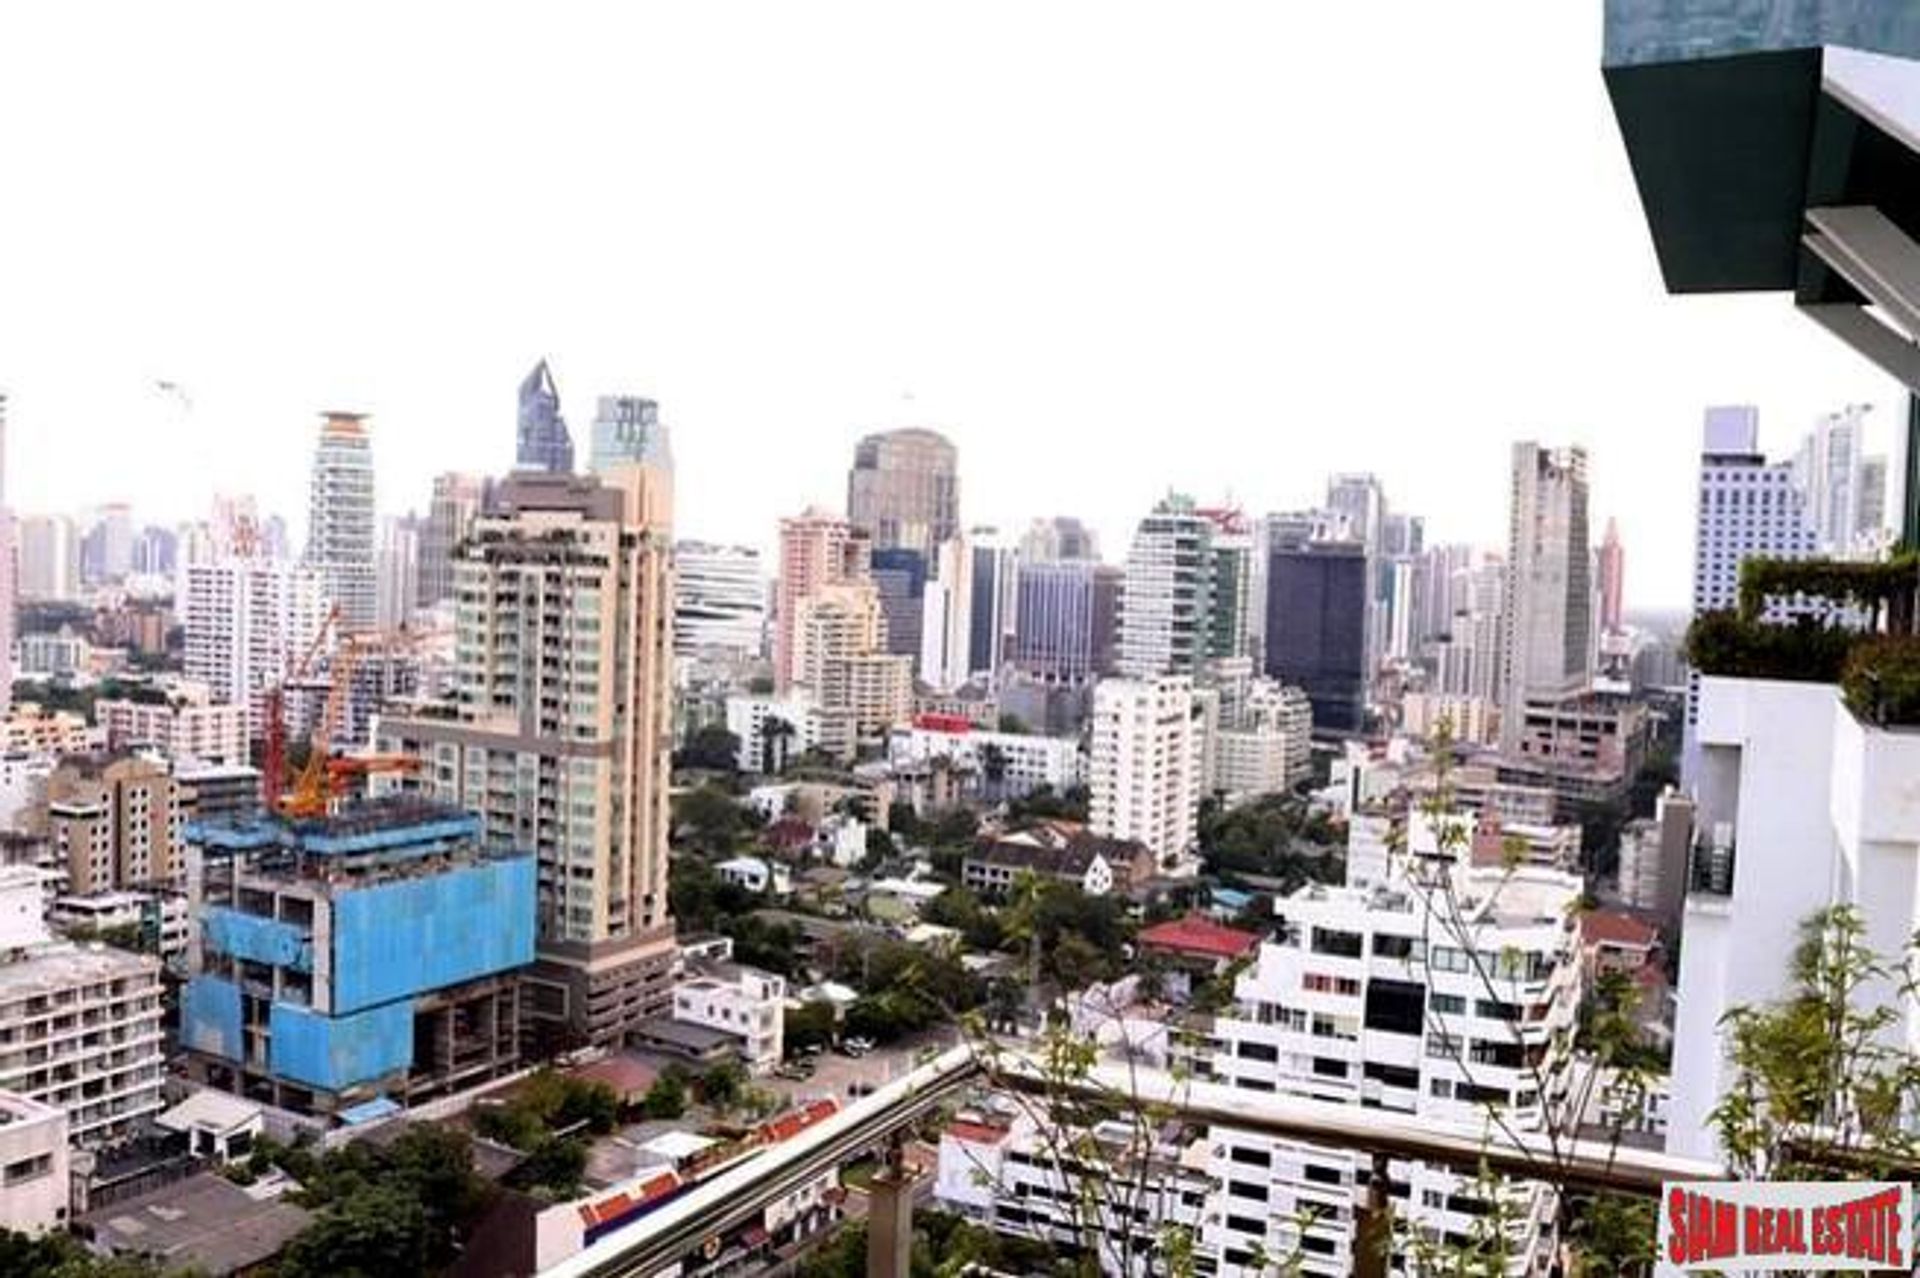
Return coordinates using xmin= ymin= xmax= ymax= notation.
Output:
xmin=516 ymin=359 xmax=575 ymax=473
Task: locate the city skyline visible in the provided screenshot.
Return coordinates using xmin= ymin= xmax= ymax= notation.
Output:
xmin=0 ymin=4 xmax=1902 ymax=611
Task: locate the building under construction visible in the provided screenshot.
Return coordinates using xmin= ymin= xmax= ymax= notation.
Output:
xmin=179 ymin=797 xmax=534 ymax=1123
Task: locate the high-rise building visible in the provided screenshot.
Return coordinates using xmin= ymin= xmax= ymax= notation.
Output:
xmin=1686 ymin=407 xmax=1822 ymax=752
xmin=131 ymin=525 xmax=176 ymax=578
xmin=673 ymin=542 xmax=766 ymax=657
xmin=375 ymin=515 xmax=421 ymax=632
xmin=774 ymin=509 xmax=868 ymax=694
xmin=791 ymin=582 xmax=913 ymax=754
xmin=1266 ymin=541 xmax=1369 ymax=733
xmin=1010 ymin=560 xmax=1122 ymax=684
xmin=1018 ymin=516 xmax=1099 ymax=564
xmin=1089 ymin=675 xmax=1201 ymax=863
xmin=516 ymin=359 xmax=575 ymax=474
xmin=967 ymin=527 xmax=1020 ymax=681
xmin=845 ymin=427 xmax=959 ymax=562
xmin=1793 ymin=403 xmax=1870 ymax=553
xmin=377 ymin=466 xmax=675 ymax=1048
xmin=16 ymin=515 xmax=77 ymax=603
xmin=96 ymin=688 xmax=249 ymax=767
xmin=1117 ymin=496 xmax=1216 ymax=678
xmin=869 ymin=548 xmax=928 ymax=666
xmin=1497 ymin=442 xmax=1592 ymax=752
xmin=1324 ymin=473 xmax=1387 ymax=552
xmin=416 ymin=473 xmax=487 ymax=608
xmin=305 ymin=412 xmax=378 ymax=631
xmin=44 ymin=756 xmax=186 ymax=895
xmin=1857 ymin=453 xmax=1889 ymax=543
xmin=589 ymin=395 xmax=673 ymax=475
xmin=1597 ymin=517 xmax=1625 ymax=634
xmin=1199 ymin=509 xmax=1254 ymax=663
xmin=80 ymin=503 xmax=136 ymax=586
xmin=920 ymin=535 xmax=973 ymax=693
xmin=183 ymin=558 xmax=331 ymax=739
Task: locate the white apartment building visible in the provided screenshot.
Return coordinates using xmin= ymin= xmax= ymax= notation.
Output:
xmin=919 ymin=535 xmax=973 ymax=692
xmin=885 ymin=721 xmax=1085 ymax=797
xmin=306 ymin=412 xmax=378 ymax=630
xmin=94 ymin=689 xmax=248 ymax=767
xmin=1117 ymin=498 xmax=1216 ymax=678
xmin=673 ymin=541 xmax=765 ymax=657
xmin=725 ymin=693 xmax=824 ymax=774
xmin=1204 ymin=859 xmax=1582 ymax=1277
xmin=0 ymin=903 xmax=167 ymax=1148
xmin=1686 ymin=407 xmax=1825 ymax=760
xmin=0 ymin=1090 xmax=68 ymax=1235
xmin=1670 ymin=672 xmax=1920 ymax=1162
xmin=1207 ymin=680 xmax=1313 ymax=800
xmin=16 ymin=515 xmax=79 ymax=603
xmin=1089 ymin=676 xmax=1202 ymax=864
xmin=182 ymin=557 xmax=331 ymax=739
xmin=670 ymin=964 xmax=785 ymax=1075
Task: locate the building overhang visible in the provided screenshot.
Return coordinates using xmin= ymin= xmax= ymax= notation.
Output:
xmin=1605 ymin=6 xmax=1920 ymax=392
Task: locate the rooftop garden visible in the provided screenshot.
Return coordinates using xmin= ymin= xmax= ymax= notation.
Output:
xmin=1685 ymin=554 xmax=1920 ymax=726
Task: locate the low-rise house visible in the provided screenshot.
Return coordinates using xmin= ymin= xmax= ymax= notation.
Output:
xmin=1136 ymin=914 xmax=1261 ymax=1002
xmin=154 ymin=1089 xmax=264 ymax=1165
xmin=671 ymin=963 xmax=786 ymax=1075
xmin=861 ymin=875 xmax=947 ymax=924
xmin=715 ymin=855 xmax=792 ymax=898
xmin=963 ymin=827 xmax=1156 ymax=900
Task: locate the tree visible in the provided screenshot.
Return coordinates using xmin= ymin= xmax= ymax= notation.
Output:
xmin=641 ymin=1072 xmax=688 ymax=1120
xmin=508 ymin=1136 xmax=590 ymax=1200
xmin=671 ymin=784 xmax=760 ymax=856
xmin=0 ymin=1232 xmax=170 ymax=1278
xmin=995 ymin=713 xmax=1030 ymax=735
xmin=279 ymin=1183 xmax=431 ymax=1278
xmin=701 ymin=1060 xmax=747 ymax=1109
xmin=675 ymin=724 xmax=742 ymax=772
xmin=785 ymin=1000 xmax=836 ymax=1052
xmin=760 ymin=715 xmax=797 ymax=775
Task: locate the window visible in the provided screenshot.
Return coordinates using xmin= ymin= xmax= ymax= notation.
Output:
xmin=1229 ymin=1146 xmax=1272 ymax=1168
xmin=1430 ymin=992 xmax=1466 ymax=1015
xmin=1311 ymin=928 xmax=1363 ymax=959
xmin=1364 ymin=978 xmax=1424 ymax=1036
xmin=1476 ymin=999 xmax=1521 ymax=1022
xmin=1311 ymin=1057 xmax=1348 ymax=1079
xmin=1363 ymin=1062 xmax=1420 ymax=1090
xmin=1303 ymin=973 xmax=1360 ymax=996
xmin=1425 ymin=1032 xmax=1462 ymax=1059
xmin=1303 ymin=1164 xmax=1344 ymax=1187
xmin=1229 ymin=1180 xmax=1266 ymax=1201
xmin=1430 ymin=946 xmax=1470 ymax=974
xmin=1373 ymin=934 xmax=1417 ymax=960
xmin=1235 ymin=1041 xmax=1278 ymax=1063
xmin=1226 ymin=1215 xmax=1266 ymax=1237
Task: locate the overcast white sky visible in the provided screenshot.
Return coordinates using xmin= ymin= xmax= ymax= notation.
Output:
xmin=0 ymin=3 xmax=1901 ymax=609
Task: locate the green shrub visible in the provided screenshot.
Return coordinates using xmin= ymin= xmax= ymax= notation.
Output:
xmin=1841 ymin=635 xmax=1920 ymax=726
xmin=1683 ymin=611 xmax=1854 ymax=684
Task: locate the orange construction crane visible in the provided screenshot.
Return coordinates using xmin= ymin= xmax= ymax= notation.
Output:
xmin=282 ymin=625 xmax=426 ymax=819
xmin=262 ymin=604 xmax=340 ymax=814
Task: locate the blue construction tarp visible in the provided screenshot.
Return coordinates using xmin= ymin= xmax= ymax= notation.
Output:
xmin=181 ymin=976 xmax=243 ymax=1062
xmin=268 ymin=999 xmax=413 ymax=1092
xmin=330 ymin=856 xmax=535 ymax=1014
xmin=201 ymin=907 xmax=312 ymax=972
